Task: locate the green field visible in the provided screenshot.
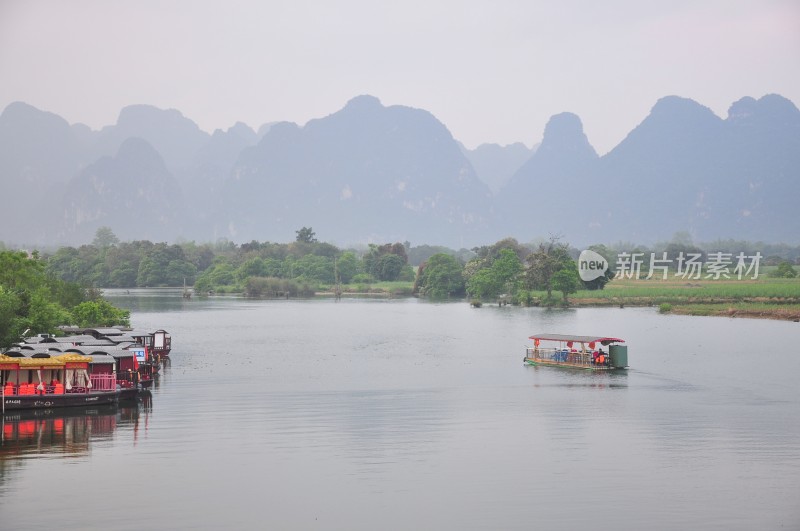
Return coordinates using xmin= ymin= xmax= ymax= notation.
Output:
xmin=319 ymin=275 xmax=800 ymax=320
xmin=530 ymin=276 xmax=800 ymax=320
xmin=576 ymin=277 xmax=800 ymax=302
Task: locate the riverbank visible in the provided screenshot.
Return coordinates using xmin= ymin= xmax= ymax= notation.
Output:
xmin=543 ymin=277 xmax=800 ymax=321
xmin=562 ymin=298 xmax=800 ymax=321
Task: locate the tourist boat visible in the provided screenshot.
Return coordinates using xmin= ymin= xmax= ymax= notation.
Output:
xmin=53 ymin=327 xmax=172 ymax=359
xmin=61 ymin=347 xmax=147 ymax=400
xmin=17 ymin=328 xmax=166 ymax=390
xmin=130 ymin=329 xmax=172 ymax=359
xmin=1 ymin=352 xmax=120 ymax=413
xmin=524 ymin=334 xmax=628 ymax=370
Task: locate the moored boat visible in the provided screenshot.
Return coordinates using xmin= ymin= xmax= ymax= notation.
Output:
xmin=1 ymin=352 xmax=120 ymax=413
xmin=524 ymin=333 xmax=628 ymax=370
xmin=130 ymin=329 xmax=171 ymax=359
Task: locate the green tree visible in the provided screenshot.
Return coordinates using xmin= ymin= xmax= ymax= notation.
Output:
xmin=136 ymin=244 xmax=195 ymax=286
xmin=237 ymin=257 xmax=268 ymax=283
xmin=71 ymin=299 xmax=130 ymax=327
xmin=26 ymin=291 xmax=73 ymax=332
xmin=551 ymin=258 xmax=581 ymax=303
xmin=294 ymin=255 xmax=335 ymax=284
xmin=0 ymin=285 xmax=24 ymax=347
xmin=492 ymin=248 xmax=523 ymax=293
xmin=295 ymin=227 xmax=318 ymax=243
xmin=363 ymin=243 xmax=409 ymax=279
xmin=165 ymin=260 xmax=197 ymax=286
xmin=0 ymin=250 xmax=128 ymax=346
xmin=770 ymin=261 xmax=797 ymax=278
xmin=415 ymin=254 xmax=465 ymax=298
xmin=263 ymin=258 xmax=283 ymax=278
xmin=377 ymin=253 xmax=405 ymax=281
xmin=103 ymin=241 xmax=148 ymax=287
xmin=336 ymin=252 xmax=359 ymax=284
xmin=92 ymin=226 xmax=120 ymax=248
xmin=466 ymin=268 xmax=501 ymax=300
xmin=209 ymin=262 xmax=236 ymax=286
xmin=465 ymin=249 xmax=523 ymax=300
xmin=524 ymin=237 xmax=572 ymax=301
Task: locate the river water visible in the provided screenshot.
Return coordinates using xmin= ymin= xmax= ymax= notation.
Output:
xmin=1 ymin=290 xmax=798 ymax=530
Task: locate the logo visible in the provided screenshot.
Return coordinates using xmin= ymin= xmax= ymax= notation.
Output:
xmin=578 ymin=250 xmax=609 ymax=282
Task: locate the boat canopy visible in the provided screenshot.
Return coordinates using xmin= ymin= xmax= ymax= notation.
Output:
xmin=0 ymin=354 xmax=20 ymax=367
xmin=0 ymin=353 xmax=92 ymax=369
xmin=528 ymin=334 xmax=624 ymax=345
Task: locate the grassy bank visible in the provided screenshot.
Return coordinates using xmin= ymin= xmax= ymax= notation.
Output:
xmin=663 ymin=302 xmax=800 ymax=320
xmin=551 ymin=277 xmax=800 ymax=321
xmin=235 ymin=275 xmax=800 ymax=321
xmin=318 ymin=280 xmax=414 ymax=297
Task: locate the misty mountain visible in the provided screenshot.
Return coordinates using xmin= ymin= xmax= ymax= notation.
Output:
xmin=496 ymin=112 xmax=600 ymax=240
xmin=94 ymin=105 xmax=211 ymax=173
xmin=461 ymin=142 xmax=535 ymax=194
xmin=0 ymin=102 xmax=95 ymax=242
xmin=217 ymin=95 xmax=493 ymax=245
xmin=495 ymin=94 xmax=800 ymax=245
xmin=591 ymin=96 xmax=728 ymax=243
xmin=59 ymin=137 xmax=183 ymax=243
xmin=718 ymin=94 xmax=800 ymax=241
xmin=180 ymin=122 xmax=260 ymax=209
xmin=0 ymin=94 xmax=797 ymax=248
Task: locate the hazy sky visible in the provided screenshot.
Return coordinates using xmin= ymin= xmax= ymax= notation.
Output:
xmin=1 ymin=0 xmax=798 ymax=154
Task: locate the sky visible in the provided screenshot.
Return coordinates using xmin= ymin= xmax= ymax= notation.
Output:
xmin=1 ymin=0 xmax=798 ymax=155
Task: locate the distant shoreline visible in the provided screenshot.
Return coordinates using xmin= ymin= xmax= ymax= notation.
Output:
xmin=561 ymin=298 xmax=800 ymax=322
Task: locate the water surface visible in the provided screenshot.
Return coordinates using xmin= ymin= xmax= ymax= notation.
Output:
xmin=2 ymin=291 xmax=798 ymax=530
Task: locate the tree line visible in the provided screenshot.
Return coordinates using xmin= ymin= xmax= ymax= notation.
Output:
xmin=18 ymin=226 xmax=800 ymax=314
xmin=0 ymin=250 xmax=129 ymax=348
xmin=42 ymin=227 xmax=419 ymax=294
xmin=414 ymin=237 xmax=613 ymax=304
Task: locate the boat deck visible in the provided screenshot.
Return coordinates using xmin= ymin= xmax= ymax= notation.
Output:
xmin=524 ymin=347 xmax=615 ymax=370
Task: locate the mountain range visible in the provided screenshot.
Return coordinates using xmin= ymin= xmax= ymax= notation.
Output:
xmin=0 ymin=93 xmax=798 ymax=248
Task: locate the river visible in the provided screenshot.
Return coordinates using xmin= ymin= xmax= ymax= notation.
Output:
xmin=1 ymin=290 xmax=798 ymax=530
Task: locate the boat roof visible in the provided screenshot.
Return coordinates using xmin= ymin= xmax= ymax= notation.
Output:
xmin=528 ymin=333 xmax=625 ymax=344
xmin=53 ymin=335 xmax=100 ymax=344
xmin=84 ymin=327 xmax=126 ymax=336
xmin=86 ymin=354 xmax=117 ymax=364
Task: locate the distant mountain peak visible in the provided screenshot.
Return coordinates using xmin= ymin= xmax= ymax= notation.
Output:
xmin=116 ymin=104 xmax=194 ymax=127
xmin=649 ymin=95 xmax=719 ymax=121
xmin=0 ymin=101 xmax=71 ymax=131
xmin=343 ymin=94 xmax=383 ymax=111
xmin=539 ymin=112 xmax=596 ymax=156
xmin=727 ymin=94 xmax=800 ymax=123
xmin=115 ymin=136 xmax=167 ymax=167
xmin=2 ymin=101 xmax=55 ymax=120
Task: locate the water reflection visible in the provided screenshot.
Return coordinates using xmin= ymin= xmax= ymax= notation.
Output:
xmin=105 ymin=287 xmax=244 ymax=314
xmin=1 ymin=405 xmax=119 ymax=458
xmin=0 ymin=394 xmax=152 ymax=466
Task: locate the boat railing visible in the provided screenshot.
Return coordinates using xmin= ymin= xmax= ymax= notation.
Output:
xmin=2 ymin=375 xmax=118 ymax=396
xmin=525 ymin=347 xmax=596 ymax=367
xmin=89 ymin=374 xmax=116 ymax=391
xmin=4 ymin=382 xmax=64 ymax=396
